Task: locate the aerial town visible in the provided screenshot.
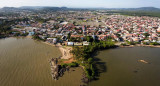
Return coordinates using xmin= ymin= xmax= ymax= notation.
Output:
xmin=1 ymin=3 xmax=160 ymax=86
xmin=2 ymin=9 xmax=159 ymax=46
xmin=0 ymin=7 xmax=160 ymax=45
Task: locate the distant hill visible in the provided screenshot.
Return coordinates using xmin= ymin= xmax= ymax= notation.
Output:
xmin=19 ymin=6 xmax=67 ymax=10
xmin=1 ymin=7 xmax=19 ymax=10
xmin=136 ymin=7 xmax=160 ymax=11
xmin=121 ymin=7 xmax=160 ymax=12
xmin=41 ymin=7 xmax=68 ymax=11
xmin=82 ymin=7 xmax=160 ymax=12
xmin=20 ymin=6 xmax=46 ymax=9
xmin=0 ymin=6 xmax=69 ymax=12
xmin=0 ymin=6 xmax=160 ymax=12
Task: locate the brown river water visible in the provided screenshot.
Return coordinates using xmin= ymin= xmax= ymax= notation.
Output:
xmin=89 ymin=47 xmax=160 ymax=86
xmin=1 ymin=37 xmax=160 ymax=86
xmin=0 ymin=37 xmax=83 ymax=86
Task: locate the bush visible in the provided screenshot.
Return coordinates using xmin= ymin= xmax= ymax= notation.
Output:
xmin=84 ymin=64 xmax=95 ymax=79
xmin=150 ymin=42 xmax=159 ymax=45
xmin=61 ymin=63 xmax=68 ymax=68
xmin=121 ymin=43 xmax=127 ymax=46
xmin=61 ymin=62 xmax=79 ymax=67
xmin=143 ymin=42 xmax=149 ymax=45
xmin=88 ymin=58 xmax=94 ymax=64
xmin=32 ymin=34 xmax=45 ymax=41
xmin=21 ymin=32 xmax=29 ymax=36
xmin=68 ymin=62 xmax=79 ymax=67
xmin=128 ymin=41 xmax=135 ymax=45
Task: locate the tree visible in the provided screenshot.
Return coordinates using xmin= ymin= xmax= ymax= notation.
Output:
xmin=73 ymin=21 xmax=76 ymax=25
xmin=150 ymin=42 xmax=159 ymax=45
xmin=67 ymin=33 xmax=71 ymax=40
xmin=86 ymin=36 xmax=93 ymax=42
xmin=88 ymin=58 xmax=93 ymax=64
xmin=143 ymin=33 xmax=150 ymax=37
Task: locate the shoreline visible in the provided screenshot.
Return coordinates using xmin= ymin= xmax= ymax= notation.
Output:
xmin=119 ymin=44 xmax=160 ymax=48
xmin=0 ymin=37 xmax=74 ymax=61
xmin=2 ymin=37 xmax=160 ymax=49
xmin=43 ymin=42 xmax=73 ymax=60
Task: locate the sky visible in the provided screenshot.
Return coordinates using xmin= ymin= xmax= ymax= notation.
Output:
xmin=0 ymin=0 xmax=160 ymax=8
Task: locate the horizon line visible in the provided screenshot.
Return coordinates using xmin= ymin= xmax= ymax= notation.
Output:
xmin=0 ymin=6 xmax=160 ymax=9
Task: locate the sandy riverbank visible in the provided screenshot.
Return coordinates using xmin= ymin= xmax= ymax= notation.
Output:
xmin=43 ymin=42 xmax=73 ymax=60
xmin=58 ymin=44 xmax=73 ymax=59
xmin=26 ymin=36 xmax=32 ymax=38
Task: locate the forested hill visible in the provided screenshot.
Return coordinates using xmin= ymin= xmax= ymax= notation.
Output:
xmin=0 ymin=6 xmax=160 ymax=12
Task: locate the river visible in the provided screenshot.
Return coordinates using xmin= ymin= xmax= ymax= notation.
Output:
xmin=0 ymin=37 xmax=83 ymax=86
xmin=1 ymin=37 xmax=160 ymax=86
xmin=89 ymin=47 xmax=160 ymax=86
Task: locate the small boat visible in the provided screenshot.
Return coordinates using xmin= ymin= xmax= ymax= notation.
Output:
xmin=138 ymin=60 xmax=148 ymax=64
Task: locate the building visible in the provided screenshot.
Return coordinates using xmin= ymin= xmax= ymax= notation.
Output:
xmin=83 ymin=41 xmax=90 ymax=46
xmin=67 ymin=42 xmax=74 ymax=46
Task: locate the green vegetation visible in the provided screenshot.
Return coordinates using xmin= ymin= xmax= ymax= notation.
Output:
xmin=21 ymin=32 xmax=29 ymax=36
xmin=61 ymin=62 xmax=79 ymax=67
xmin=150 ymin=42 xmax=160 ymax=45
xmin=72 ymin=39 xmax=115 ymax=80
xmin=34 ymin=18 xmax=50 ymax=23
xmin=67 ymin=33 xmax=71 ymax=40
xmin=32 ymin=34 xmax=45 ymax=41
xmin=0 ymin=20 xmax=12 ymax=38
xmin=143 ymin=42 xmax=149 ymax=45
xmin=143 ymin=33 xmax=150 ymax=37
xmin=69 ymin=37 xmax=83 ymax=42
xmin=121 ymin=43 xmax=128 ymax=46
xmin=0 ymin=18 xmax=30 ymax=38
xmin=12 ymin=30 xmax=29 ymax=37
xmin=126 ymin=41 xmax=136 ymax=45
xmin=121 ymin=11 xmax=160 ymax=18
xmin=107 ymin=11 xmax=160 ymax=18
xmin=85 ymin=36 xmax=94 ymax=42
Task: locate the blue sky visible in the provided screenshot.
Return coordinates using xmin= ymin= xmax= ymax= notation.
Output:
xmin=0 ymin=0 xmax=160 ymax=8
